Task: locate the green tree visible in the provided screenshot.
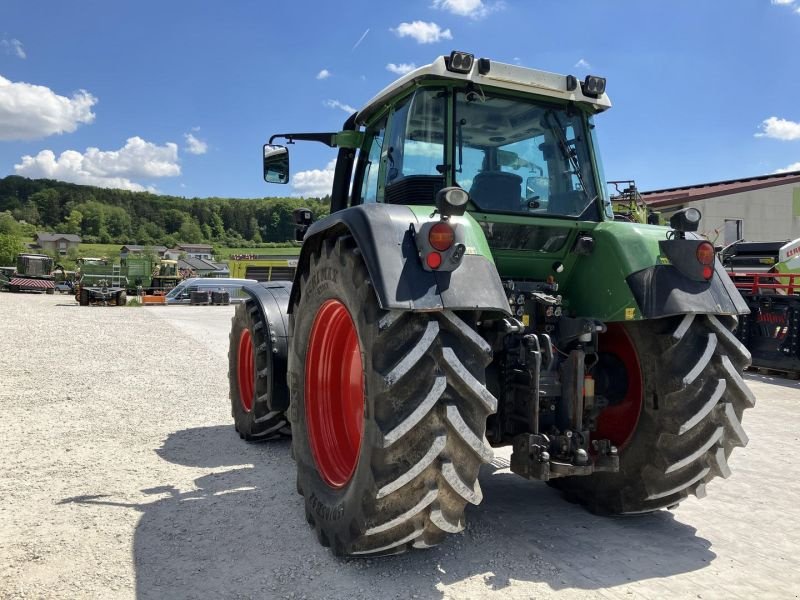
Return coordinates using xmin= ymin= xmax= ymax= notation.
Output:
xmin=178 ymin=220 xmax=203 ymax=243
xmin=0 ymin=233 xmax=24 ymax=266
xmin=106 ymin=206 xmax=132 ymax=240
xmin=0 ymin=211 xmax=21 ymax=236
xmin=29 ymin=188 xmax=61 ymax=227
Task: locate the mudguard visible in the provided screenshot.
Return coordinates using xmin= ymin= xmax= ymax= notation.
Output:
xmin=288 ymin=203 xmax=511 ymax=315
xmin=241 ymin=280 xmax=292 ymax=412
xmin=626 ymin=260 xmax=749 ymax=319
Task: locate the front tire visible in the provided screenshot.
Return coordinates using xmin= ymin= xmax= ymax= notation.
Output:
xmin=551 ymin=314 xmax=754 ymax=514
xmin=228 ymin=300 xmax=289 ymax=441
xmin=289 ymin=236 xmax=497 ymax=556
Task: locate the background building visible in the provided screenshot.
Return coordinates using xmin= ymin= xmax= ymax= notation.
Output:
xmin=641 ymin=170 xmax=800 ymax=246
xmin=35 ymin=232 xmax=81 ymax=255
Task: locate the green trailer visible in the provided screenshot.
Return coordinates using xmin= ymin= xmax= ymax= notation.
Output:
xmin=122 ymin=256 xmax=181 ymax=294
xmin=75 ymin=258 xmax=127 ymax=306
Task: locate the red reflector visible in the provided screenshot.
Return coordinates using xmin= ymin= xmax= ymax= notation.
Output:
xmin=696 ymin=242 xmax=715 ymax=266
xmin=703 ymin=265 xmax=713 ymax=280
xmin=426 ymin=252 xmax=442 ymax=269
xmin=429 ymin=222 xmax=455 ymax=251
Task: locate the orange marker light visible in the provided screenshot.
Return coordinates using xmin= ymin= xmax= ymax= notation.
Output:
xmin=429 ymin=223 xmax=455 ymax=251
xmin=696 ymin=242 xmax=715 ymax=266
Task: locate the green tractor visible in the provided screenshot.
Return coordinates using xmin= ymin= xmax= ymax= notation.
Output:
xmin=229 ymin=51 xmax=754 ymax=556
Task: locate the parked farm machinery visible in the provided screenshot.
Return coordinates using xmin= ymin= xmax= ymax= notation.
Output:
xmin=4 ymin=254 xmax=55 ymax=293
xmin=123 ymin=256 xmax=182 ymax=294
xmin=227 ymin=255 xmax=298 ymax=282
xmin=74 ymin=258 xmax=127 ymax=306
xmin=227 ymin=51 xmax=754 ymax=556
xmin=723 ymin=237 xmax=800 ymax=375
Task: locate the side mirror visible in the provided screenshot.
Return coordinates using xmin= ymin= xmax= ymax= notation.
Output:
xmin=263 ymin=144 xmax=289 ymax=184
xmin=293 ymin=208 xmax=314 ymax=241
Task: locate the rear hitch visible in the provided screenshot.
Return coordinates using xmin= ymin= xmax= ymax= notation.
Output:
xmin=510 ymin=433 xmax=619 ymax=481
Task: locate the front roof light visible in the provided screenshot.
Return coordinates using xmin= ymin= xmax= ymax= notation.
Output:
xmin=582 ymin=75 xmax=607 ymax=97
xmin=446 ymin=51 xmax=475 ymax=74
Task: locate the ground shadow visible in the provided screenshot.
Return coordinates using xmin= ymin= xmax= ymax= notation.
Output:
xmin=745 ymin=371 xmax=800 ymax=390
xmin=62 ymin=425 xmax=715 ymax=599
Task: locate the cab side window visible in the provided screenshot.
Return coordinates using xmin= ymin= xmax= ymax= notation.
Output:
xmin=359 ymin=118 xmax=387 ymax=204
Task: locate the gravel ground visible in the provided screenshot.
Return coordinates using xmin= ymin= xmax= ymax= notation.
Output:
xmin=1 ymin=292 xmax=799 ymax=600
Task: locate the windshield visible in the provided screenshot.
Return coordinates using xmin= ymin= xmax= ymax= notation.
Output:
xmin=454 ymin=90 xmax=600 ymax=219
xmin=166 ymin=282 xmax=186 ymax=298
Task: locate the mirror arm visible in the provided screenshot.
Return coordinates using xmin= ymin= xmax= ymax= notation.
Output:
xmin=269 ymin=132 xmax=338 ymax=147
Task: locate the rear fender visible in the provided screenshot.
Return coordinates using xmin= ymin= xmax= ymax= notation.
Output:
xmin=288 ymin=203 xmax=510 ymax=315
xmin=241 ymin=281 xmax=292 ymax=412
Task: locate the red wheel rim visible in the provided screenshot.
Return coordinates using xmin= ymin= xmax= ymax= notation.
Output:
xmin=237 ymin=328 xmax=255 ymax=412
xmin=305 ymin=299 xmax=365 ymax=488
xmin=593 ymin=323 xmax=643 ymax=450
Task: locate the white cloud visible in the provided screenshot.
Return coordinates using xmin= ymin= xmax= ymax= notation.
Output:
xmin=386 ymin=63 xmax=417 ymax=75
xmin=771 ymin=0 xmax=794 ymax=5
xmin=323 ymin=99 xmax=357 ymax=114
xmin=774 ymin=162 xmax=800 ymax=174
xmin=432 ymin=0 xmax=499 ymax=19
xmin=755 ymin=116 xmax=800 ymax=141
xmin=392 ymin=21 xmax=453 ymax=44
xmin=574 ymin=58 xmax=592 ymax=70
xmin=291 ymin=159 xmax=336 ymax=198
xmin=352 ymin=29 xmax=370 ymax=51
xmin=0 ymin=75 xmax=96 ymax=141
xmin=316 ymin=69 xmax=331 ymax=80
xmin=184 ymin=132 xmax=208 ymax=155
xmin=14 ymin=136 xmax=180 ymax=192
xmin=1 ymin=38 xmax=26 ymax=59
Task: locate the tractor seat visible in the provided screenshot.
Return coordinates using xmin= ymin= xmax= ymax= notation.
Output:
xmin=469 ymin=171 xmax=523 ymax=212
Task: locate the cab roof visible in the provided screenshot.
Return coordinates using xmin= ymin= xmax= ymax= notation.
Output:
xmin=356 ymin=53 xmax=611 ymax=126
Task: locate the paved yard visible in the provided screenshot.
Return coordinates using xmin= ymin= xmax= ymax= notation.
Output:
xmin=1 ymin=292 xmax=798 ymax=599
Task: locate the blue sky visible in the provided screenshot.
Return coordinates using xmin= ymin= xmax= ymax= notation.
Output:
xmin=1 ymin=0 xmax=799 ymax=199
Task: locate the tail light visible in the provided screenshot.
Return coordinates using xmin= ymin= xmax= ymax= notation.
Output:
xmin=697 ymin=241 xmax=715 ymax=280
xmin=428 ymin=222 xmax=455 ymax=251
xmin=426 ymin=252 xmax=442 ymax=269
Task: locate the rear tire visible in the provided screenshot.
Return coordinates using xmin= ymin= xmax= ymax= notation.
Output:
xmin=228 ymin=299 xmax=290 ymax=441
xmin=550 ymin=314 xmax=754 ymax=514
xmin=116 ymin=291 xmax=127 ymax=306
xmin=289 ymin=235 xmax=497 ymax=556
xmin=79 ymin=289 xmax=89 ymax=306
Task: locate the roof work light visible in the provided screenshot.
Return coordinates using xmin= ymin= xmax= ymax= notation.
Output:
xmin=446 ymin=51 xmax=475 ymax=74
xmin=582 ymin=75 xmax=607 ymax=97
xmin=670 ymin=207 xmax=702 ymax=233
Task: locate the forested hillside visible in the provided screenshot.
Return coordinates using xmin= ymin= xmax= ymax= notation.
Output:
xmin=0 ymin=176 xmax=330 ymax=247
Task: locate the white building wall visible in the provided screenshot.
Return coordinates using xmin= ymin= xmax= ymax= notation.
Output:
xmin=659 ymin=183 xmax=800 ymax=244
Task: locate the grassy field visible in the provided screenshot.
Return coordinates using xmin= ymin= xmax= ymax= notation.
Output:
xmin=66 ymin=244 xmax=301 ymax=262
xmin=77 ymin=243 xmax=125 ymax=259
xmin=215 ymin=246 xmax=300 ymax=259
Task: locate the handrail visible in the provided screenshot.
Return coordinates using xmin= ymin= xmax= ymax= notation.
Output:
xmin=727 ymin=271 xmax=800 ymax=295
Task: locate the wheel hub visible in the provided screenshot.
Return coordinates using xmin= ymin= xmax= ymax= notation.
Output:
xmin=237 ymin=328 xmax=255 ymax=412
xmin=593 ymin=323 xmax=643 ymax=449
xmin=305 ymin=300 xmax=365 ymax=488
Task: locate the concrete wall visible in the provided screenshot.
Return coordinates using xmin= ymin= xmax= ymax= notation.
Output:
xmin=658 ymin=183 xmax=800 ymax=245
